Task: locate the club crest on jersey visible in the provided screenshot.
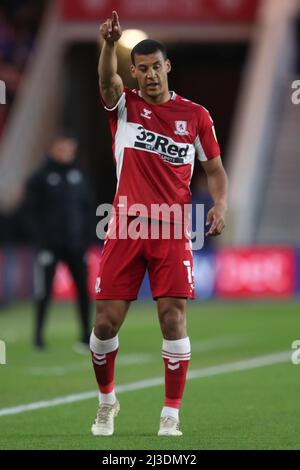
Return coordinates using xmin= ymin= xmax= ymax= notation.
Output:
xmin=174 ymin=121 xmax=189 ymax=136
xmin=141 ymin=108 xmax=152 ymax=119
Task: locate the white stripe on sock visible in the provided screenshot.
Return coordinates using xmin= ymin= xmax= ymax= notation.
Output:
xmin=90 ymin=330 xmax=119 ymax=354
xmin=162 ymin=337 xmax=191 ymax=361
xmin=93 ymin=359 xmax=107 ymax=366
xmin=162 ymin=352 xmax=191 ymax=361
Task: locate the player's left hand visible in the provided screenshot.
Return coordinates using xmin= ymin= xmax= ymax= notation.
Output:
xmin=205 ymin=204 xmax=226 ymax=237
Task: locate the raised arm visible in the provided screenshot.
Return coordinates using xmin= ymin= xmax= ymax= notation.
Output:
xmin=98 ymin=10 xmax=124 ymax=108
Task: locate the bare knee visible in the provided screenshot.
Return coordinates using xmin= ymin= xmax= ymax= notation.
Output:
xmin=94 ymin=300 xmax=126 ymax=340
xmin=158 ymin=299 xmax=187 ymax=340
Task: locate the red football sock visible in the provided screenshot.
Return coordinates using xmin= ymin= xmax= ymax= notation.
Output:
xmin=162 ymin=337 xmax=191 ymax=409
xmin=90 ymin=330 xmax=119 ymax=393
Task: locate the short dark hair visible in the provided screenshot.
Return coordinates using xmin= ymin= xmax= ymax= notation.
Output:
xmin=131 ymin=39 xmax=167 ymax=65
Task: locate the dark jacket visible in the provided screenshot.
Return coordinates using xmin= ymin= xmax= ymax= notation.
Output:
xmin=24 ymin=157 xmax=95 ymax=251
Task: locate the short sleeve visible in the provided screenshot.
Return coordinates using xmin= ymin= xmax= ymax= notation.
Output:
xmin=100 ymin=87 xmax=129 ymax=118
xmin=102 ymin=91 xmax=125 ymax=112
xmin=195 ymin=106 xmax=221 ymax=161
xmin=100 ymin=88 xmax=128 ymax=138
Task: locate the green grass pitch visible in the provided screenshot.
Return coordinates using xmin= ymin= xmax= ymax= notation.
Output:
xmin=0 ymin=300 xmax=299 ymax=450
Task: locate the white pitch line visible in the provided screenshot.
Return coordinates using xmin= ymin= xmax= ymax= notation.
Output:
xmin=27 ymin=353 xmax=154 ymax=376
xmin=26 ymin=336 xmax=244 ymax=376
xmin=0 ymin=351 xmax=291 ymax=417
xmin=192 ymin=336 xmax=245 ymax=352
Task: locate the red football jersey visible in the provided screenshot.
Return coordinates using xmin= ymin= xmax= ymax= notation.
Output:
xmin=103 ymin=87 xmax=220 ymax=222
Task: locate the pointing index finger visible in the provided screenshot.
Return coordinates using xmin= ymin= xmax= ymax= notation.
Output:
xmin=112 ymin=10 xmax=119 ymax=25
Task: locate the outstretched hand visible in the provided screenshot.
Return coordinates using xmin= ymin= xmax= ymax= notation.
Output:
xmin=99 ymin=10 xmax=122 ymax=44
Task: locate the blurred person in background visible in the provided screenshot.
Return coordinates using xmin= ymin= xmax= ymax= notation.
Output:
xmin=24 ymin=131 xmax=94 ymax=352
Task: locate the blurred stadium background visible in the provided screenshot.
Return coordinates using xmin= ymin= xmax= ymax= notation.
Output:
xmin=0 ymin=0 xmax=300 ymax=450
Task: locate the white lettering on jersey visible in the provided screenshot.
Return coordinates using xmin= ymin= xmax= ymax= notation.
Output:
xmin=121 ymin=122 xmax=195 ymax=165
xmin=183 ymin=260 xmax=193 ymax=284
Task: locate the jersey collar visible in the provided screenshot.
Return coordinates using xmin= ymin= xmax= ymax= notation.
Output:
xmin=137 ymin=90 xmax=177 ymax=101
